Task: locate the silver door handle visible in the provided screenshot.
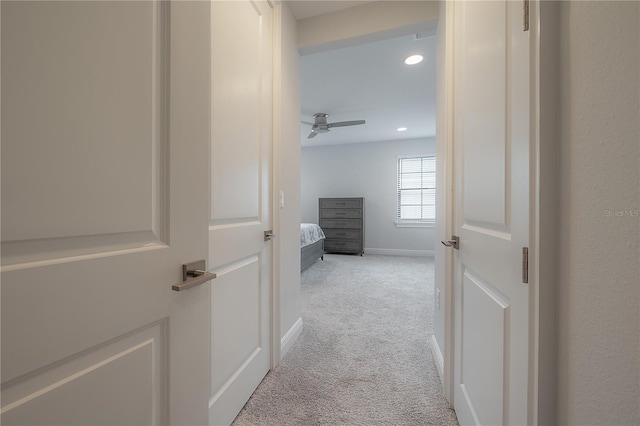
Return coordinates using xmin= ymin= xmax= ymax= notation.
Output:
xmin=172 ymin=259 xmax=216 ymax=291
xmin=264 ymin=230 xmax=276 ymax=241
xmin=441 ymin=235 xmax=460 ymax=250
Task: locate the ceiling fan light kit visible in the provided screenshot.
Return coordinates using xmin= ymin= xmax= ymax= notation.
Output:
xmin=303 ymin=113 xmax=366 ymax=139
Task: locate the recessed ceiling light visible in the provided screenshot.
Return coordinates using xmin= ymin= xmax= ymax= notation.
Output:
xmin=397 ymin=127 xmax=408 ymax=132
xmin=404 ymin=54 xmax=423 ymax=65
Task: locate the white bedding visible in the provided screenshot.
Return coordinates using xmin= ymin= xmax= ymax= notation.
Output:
xmin=300 ymin=223 xmax=325 ymax=248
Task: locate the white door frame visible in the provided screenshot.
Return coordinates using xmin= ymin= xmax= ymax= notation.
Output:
xmin=439 ymin=1 xmax=552 ymax=423
xmin=439 ymin=0 xmax=456 ymax=406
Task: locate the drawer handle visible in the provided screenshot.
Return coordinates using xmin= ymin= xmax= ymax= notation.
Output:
xmin=336 ymin=202 xmax=346 ymax=205
xmin=335 ymin=212 xmax=346 ymax=215
xmin=336 ymin=233 xmax=346 ymax=236
xmin=336 ymin=242 xmax=346 ymax=246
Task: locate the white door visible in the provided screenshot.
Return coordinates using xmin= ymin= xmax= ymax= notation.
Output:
xmin=1 ymin=2 xmax=211 ymax=425
xmin=208 ymin=1 xmax=273 ymax=424
xmin=450 ymin=1 xmax=532 ymax=425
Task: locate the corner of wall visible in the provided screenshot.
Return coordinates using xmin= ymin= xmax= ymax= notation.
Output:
xmin=536 ymin=1 xmax=560 ymax=424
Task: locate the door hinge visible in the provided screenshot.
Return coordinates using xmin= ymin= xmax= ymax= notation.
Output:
xmin=522 ymin=247 xmax=529 ymax=283
xmin=523 ymin=0 xmax=530 ymax=31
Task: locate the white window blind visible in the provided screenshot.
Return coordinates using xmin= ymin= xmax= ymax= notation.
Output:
xmin=397 ymin=156 xmax=436 ymax=222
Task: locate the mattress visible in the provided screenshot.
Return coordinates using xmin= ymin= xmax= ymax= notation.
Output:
xmin=300 ymin=223 xmax=325 ymax=248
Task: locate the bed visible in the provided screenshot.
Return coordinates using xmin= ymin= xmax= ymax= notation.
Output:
xmin=300 ymin=223 xmax=325 ymax=272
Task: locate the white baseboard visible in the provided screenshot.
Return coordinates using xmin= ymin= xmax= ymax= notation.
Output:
xmin=364 ymin=248 xmax=434 ymax=257
xmin=430 ymin=334 xmax=445 ymax=387
xmin=281 ymin=317 xmax=303 ymax=359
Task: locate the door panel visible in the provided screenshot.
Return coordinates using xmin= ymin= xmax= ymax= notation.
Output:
xmin=1 ymin=323 xmax=165 ymax=426
xmin=2 ymin=1 xmax=166 ymax=267
xmin=1 ymin=2 xmax=211 ymax=425
xmin=211 ymin=258 xmax=262 ymax=392
xmin=210 ymin=1 xmax=262 ymax=223
xmin=452 ymin=1 xmax=531 ymax=425
xmin=460 ymin=270 xmax=509 ymax=426
xmin=208 ymin=1 xmax=273 ymax=425
xmin=461 ymin=1 xmax=509 ymax=229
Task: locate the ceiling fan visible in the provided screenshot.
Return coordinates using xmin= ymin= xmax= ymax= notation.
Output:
xmin=302 ymin=113 xmax=365 ymax=139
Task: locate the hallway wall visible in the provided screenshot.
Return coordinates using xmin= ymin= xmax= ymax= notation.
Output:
xmin=278 ymin=2 xmax=302 ymax=356
xmin=557 ymin=2 xmax=639 ymax=424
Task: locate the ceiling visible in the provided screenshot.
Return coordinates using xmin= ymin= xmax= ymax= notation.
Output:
xmin=287 ymin=1 xmax=376 ymax=20
xmin=293 ymin=2 xmax=437 ymax=148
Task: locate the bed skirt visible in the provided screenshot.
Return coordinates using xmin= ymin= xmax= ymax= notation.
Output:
xmin=301 ymin=239 xmax=324 ymax=272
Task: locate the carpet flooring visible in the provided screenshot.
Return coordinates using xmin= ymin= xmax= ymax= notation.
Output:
xmin=232 ymin=254 xmax=459 ymax=426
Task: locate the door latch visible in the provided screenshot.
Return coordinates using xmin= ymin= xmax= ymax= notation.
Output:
xmin=441 ymin=235 xmax=460 ymax=250
xmin=172 ymin=259 xmax=216 ymax=292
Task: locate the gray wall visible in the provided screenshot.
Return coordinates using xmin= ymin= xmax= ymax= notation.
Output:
xmin=557 ymin=2 xmax=639 ymax=424
xmin=301 ymin=138 xmax=436 ymax=256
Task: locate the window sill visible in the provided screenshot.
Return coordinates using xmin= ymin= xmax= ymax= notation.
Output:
xmin=394 ymin=221 xmax=435 ymax=229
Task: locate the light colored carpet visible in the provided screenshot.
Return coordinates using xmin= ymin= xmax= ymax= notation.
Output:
xmin=232 ymin=254 xmax=459 ymax=426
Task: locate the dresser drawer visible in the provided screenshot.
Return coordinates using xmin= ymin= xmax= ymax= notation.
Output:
xmin=320 ymin=209 xmax=362 ymax=219
xmin=320 ymin=219 xmax=362 ymax=229
xmin=320 ymin=198 xmax=363 ymax=209
xmin=323 ymin=229 xmax=362 ymax=240
xmin=324 ymin=239 xmax=362 ymax=252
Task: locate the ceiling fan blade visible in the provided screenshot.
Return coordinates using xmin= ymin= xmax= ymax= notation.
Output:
xmin=307 ymin=131 xmax=318 ymax=139
xmin=328 ymin=120 xmax=366 ymax=128
xmin=301 ymin=120 xmax=314 ymax=126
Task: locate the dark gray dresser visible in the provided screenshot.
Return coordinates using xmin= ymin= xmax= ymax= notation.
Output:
xmin=319 ymin=197 xmax=364 ymax=255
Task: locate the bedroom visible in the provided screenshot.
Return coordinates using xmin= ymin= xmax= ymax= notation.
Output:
xmin=297 ymin=9 xmax=438 ymax=270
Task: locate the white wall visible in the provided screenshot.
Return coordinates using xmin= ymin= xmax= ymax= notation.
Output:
xmin=301 ymin=138 xmax=436 ymax=256
xmin=277 ymin=3 xmax=302 ymax=357
xmin=557 ymin=2 xmax=639 ymax=424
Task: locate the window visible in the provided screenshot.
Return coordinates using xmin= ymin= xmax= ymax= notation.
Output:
xmin=397 ymin=156 xmax=436 ymax=224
